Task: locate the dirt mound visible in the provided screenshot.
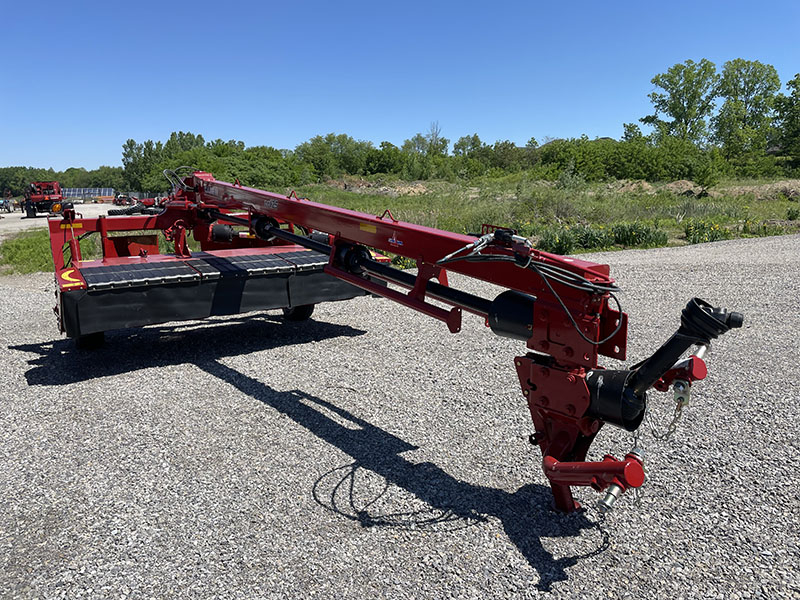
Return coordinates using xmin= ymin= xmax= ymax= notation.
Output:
xmin=664 ymin=180 xmax=704 ymax=196
xmin=720 ymin=180 xmax=800 ymax=201
xmin=328 ymin=178 xmax=429 ymax=197
xmin=392 ymin=182 xmax=428 ymax=196
xmin=614 ymin=180 xmax=655 ymax=194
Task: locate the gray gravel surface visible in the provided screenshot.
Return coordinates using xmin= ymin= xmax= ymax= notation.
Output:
xmin=1 ymin=235 xmax=799 ymax=599
xmin=0 ymin=204 xmax=112 ymax=243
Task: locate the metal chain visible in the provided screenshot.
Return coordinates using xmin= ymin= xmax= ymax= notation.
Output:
xmin=646 ymin=399 xmax=686 ymax=441
xmin=627 ymin=394 xmax=688 ymax=508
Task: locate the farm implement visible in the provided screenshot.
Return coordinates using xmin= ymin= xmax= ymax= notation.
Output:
xmin=25 ymin=181 xmax=64 ymax=218
xmin=47 ymin=168 xmax=743 ymax=513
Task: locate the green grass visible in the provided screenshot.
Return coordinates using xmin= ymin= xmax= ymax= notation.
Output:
xmin=0 ymin=229 xmax=54 ymax=274
xmin=0 ymin=228 xmax=202 ymax=275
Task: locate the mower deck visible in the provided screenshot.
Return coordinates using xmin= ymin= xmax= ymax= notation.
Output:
xmin=57 ymin=246 xmax=368 ymax=338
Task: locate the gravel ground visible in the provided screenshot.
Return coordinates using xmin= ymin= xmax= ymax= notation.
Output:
xmin=1 ymin=235 xmax=799 ymax=599
xmin=0 ymin=204 xmax=111 ymax=243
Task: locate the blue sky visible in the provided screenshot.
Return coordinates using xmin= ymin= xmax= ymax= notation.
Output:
xmin=2 ymin=0 xmax=799 ymax=171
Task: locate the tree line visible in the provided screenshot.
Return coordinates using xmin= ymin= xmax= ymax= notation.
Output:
xmin=2 ymin=58 xmax=799 ymax=196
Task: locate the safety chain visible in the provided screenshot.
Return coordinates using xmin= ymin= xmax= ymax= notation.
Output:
xmin=627 ymin=392 xmax=689 ymax=507
xmin=646 ymin=399 xmax=686 ymax=441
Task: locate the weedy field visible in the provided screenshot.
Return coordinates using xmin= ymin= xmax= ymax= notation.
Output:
xmin=295 ymin=175 xmax=800 ymax=255
xmin=1 ymin=176 xmax=799 ymax=274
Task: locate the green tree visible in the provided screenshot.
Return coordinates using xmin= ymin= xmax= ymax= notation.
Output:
xmin=641 ymin=59 xmax=719 ymax=144
xmin=402 ymin=133 xmax=429 ymax=155
xmin=775 ymin=73 xmax=800 ymax=164
xmin=523 ymin=137 xmax=539 ymax=169
xmin=402 ymin=123 xmax=449 ymax=158
xmin=365 ymin=142 xmax=402 ymax=174
xmin=621 ymin=122 xmax=644 ymax=142
xmin=490 ymin=140 xmax=523 ymax=171
xmin=162 ymin=131 xmax=206 ymax=159
xmin=61 ymin=167 xmax=92 ymax=188
xmin=713 ymin=59 xmax=780 ymax=157
xmin=693 ymin=148 xmax=724 ymax=191
xmin=295 ymin=133 xmax=371 ymax=179
xmin=122 ymin=138 xmax=164 ymax=190
xmin=453 ymin=133 xmax=483 ymax=156
xmin=88 ymin=166 xmax=125 ymax=190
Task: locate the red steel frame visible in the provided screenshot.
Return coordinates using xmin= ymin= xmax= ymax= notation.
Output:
xmin=183 ymin=173 xmax=640 ymax=512
xmin=48 ymin=171 xmax=725 ymax=513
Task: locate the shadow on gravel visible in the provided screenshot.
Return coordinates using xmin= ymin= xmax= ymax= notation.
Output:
xmin=198 ymin=359 xmax=608 ymax=592
xmin=10 ymin=314 xmax=367 ymax=386
xmin=12 ymin=315 xmax=608 ymax=590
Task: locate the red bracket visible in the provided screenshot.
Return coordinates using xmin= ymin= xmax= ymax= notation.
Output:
xmin=378 ymin=209 xmax=399 ymax=222
xmin=653 ymin=356 xmax=707 ymax=392
xmin=410 ymin=262 xmax=448 ymax=301
xmin=324 ymin=264 xmax=462 ymax=333
xmin=164 ymin=220 xmax=191 ymax=258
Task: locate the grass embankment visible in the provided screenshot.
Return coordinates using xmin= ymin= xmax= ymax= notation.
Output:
xmin=0 ymin=229 xmax=54 ymax=274
xmin=296 ymin=174 xmax=800 ymax=254
xmin=1 ymin=177 xmax=798 ymax=274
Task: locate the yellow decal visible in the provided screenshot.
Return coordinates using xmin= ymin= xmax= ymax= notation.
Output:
xmin=360 ymin=223 xmax=377 ymax=234
xmin=61 ymin=269 xmax=81 ymax=283
xmin=60 ymin=223 xmax=83 ymax=229
xmin=61 ymin=282 xmax=83 ymax=288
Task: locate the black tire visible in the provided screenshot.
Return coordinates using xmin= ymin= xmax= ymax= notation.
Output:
xmin=108 ymin=203 xmax=145 ymax=216
xmin=25 ymin=206 xmax=36 ymax=219
xmin=282 ymin=304 xmax=315 ymax=321
xmin=76 ymin=331 xmax=105 ymax=350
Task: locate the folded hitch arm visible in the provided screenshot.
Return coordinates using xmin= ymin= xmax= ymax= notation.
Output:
xmin=180 ymin=172 xmax=743 ymax=514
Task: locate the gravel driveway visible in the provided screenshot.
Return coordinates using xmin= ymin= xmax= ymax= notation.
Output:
xmin=1 ymin=235 xmax=798 ymax=599
xmin=0 ymin=204 xmax=111 ymax=243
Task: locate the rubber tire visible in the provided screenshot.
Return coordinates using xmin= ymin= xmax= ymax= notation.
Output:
xmin=25 ymin=206 xmax=36 ymax=219
xmin=76 ymin=331 xmax=105 ymax=350
xmin=282 ymin=304 xmax=315 ymax=321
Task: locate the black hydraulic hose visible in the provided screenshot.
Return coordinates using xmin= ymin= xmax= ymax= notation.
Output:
xmin=360 ymin=259 xmax=493 ymax=317
xmin=254 ymin=221 xmax=492 ymax=317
